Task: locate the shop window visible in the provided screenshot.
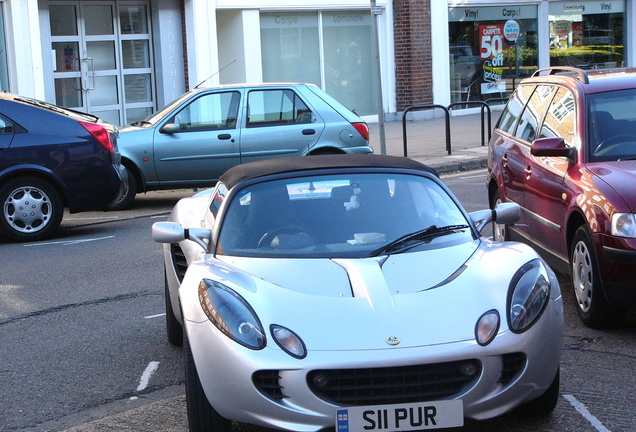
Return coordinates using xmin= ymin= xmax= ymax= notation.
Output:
xmin=448 ymin=5 xmax=538 ymax=104
xmin=549 ymin=1 xmax=625 ymax=69
xmin=260 ymin=11 xmax=375 ymax=116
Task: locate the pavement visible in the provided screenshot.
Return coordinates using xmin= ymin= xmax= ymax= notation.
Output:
xmin=46 ymin=112 xmax=494 ymax=432
xmin=368 ymin=110 xmax=495 ymax=174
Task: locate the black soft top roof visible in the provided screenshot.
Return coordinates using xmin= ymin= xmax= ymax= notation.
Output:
xmin=220 ymin=154 xmax=438 ymax=189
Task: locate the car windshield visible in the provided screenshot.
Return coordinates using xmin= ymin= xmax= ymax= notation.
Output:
xmin=588 ymin=89 xmax=636 ymax=162
xmin=130 ymin=91 xmax=195 ymax=126
xmin=216 ymin=173 xmax=474 ymax=258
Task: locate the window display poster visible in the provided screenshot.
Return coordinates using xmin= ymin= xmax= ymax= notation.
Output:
xmin=479 ymin=24 xmax=508 ymax=94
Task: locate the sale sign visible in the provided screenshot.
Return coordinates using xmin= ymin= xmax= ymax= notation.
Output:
xmin=479 ymin=24 xmax=504 ymax=61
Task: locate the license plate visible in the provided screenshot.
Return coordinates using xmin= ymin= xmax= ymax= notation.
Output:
xmin=335 ymin=400 xmax=463 ymax=431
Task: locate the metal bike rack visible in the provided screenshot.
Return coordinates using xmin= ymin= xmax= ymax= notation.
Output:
xmin=401 ymin=104 xmax=451 ymax=156
xmin=402 ymin=98 xmax=510 ymax=157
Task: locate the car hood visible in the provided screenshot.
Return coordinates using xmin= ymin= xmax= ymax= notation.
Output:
xmin=588 ymin=161 xmax=636 ymax=211
xmin=193 ymin=241 xmax=538 ymax=351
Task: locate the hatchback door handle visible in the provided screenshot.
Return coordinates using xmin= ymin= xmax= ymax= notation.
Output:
xmin=302 ymin=129 xmax=316 ymax=135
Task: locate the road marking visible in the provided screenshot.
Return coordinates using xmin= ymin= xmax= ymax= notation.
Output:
xmin=563 ymin=394 xmax=612 ymax=432
xmin=65 ymin=216 xmax=120 ymax=220
xmin=144 ymin=313 xmax=166 ymax=319
xmin=24 ymin=235 xmax=115 ymax=247
xmin=137 ymin=361 xmax=160 ymax=392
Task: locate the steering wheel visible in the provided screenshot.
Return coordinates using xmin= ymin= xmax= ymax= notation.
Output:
xmin=257 ymin=225 xmax=314 ymax=249
xmin=594 ymin=134 xmax=636 ymax=156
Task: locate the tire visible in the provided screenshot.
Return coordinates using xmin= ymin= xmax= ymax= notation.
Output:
xmin=570 ymin=225 xmax=626 ymax=328
xmin=108 ymin=171 xmax=137 ymax=211
xmin=518 ymin=368 xmax=560 ymax=415
xmin=490 ymin=190 xmax=510 ymax=242
xmin=184 ymin=329 xmax=232 ymax=432
xmin=0 ymin=176 xmax=64 ymax=242
xmin=165 ymin=269 xmax=183 ymax=347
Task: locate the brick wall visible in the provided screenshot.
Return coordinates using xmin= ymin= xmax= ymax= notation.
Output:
xmin=393 ymin=0 xmax=433 ymax=111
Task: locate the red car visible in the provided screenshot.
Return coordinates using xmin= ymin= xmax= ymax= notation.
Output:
xmin=487 ymin=67 xmax=636 ymax=328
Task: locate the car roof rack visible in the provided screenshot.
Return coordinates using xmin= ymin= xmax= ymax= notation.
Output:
xmin=531 ymin=67 xmax=589 ymax=84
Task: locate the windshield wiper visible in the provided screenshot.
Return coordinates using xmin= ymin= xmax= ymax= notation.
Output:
xmin=369 ymin=224 xmax=470 ymax=257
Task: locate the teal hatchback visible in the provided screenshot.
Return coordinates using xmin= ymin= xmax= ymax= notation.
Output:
xmin=113 ymin=83 xmax=372 ymax=209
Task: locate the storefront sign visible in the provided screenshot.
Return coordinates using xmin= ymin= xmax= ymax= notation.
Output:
xmin=449 ymin=5 xmax=537 ymax=22
xmin=548 ymin=1 xmax=624 ymax=15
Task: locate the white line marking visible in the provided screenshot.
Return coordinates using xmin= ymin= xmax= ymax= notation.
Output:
xmin=563 ymin=394 xmax=612 ymax=432
xmin=24 ymin=236 xmax=115 ymax=247
xmin=144 ymin=313 xmax=166 ymax=319
xmin=137 ymin=361 xmax=160 ymax=392
xmin=65 ymin=216 xmax=120 ymax=220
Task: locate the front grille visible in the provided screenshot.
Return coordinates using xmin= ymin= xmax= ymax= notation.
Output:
xmin=170 ymin=243 xmax=187 ymax=282
xmin=253 ymin=370 xmax=287 ymax=400
xmin=307 ymin=360 xmax=481 ymax=406
xmin=499 ymin=352 xmax=526 ymax=385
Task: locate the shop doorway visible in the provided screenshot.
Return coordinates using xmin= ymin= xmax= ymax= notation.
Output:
xmin=49 ymin=1 xmax=154 ymax=126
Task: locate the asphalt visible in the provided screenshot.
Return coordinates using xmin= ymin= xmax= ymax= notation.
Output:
xmin=46 ymin=112 xmax=494 ymax=432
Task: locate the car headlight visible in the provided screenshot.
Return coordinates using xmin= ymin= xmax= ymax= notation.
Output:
xmin=198 ymin=279 xmax=265 ymax=349
xmin=507 ymin=259 xmax=551 ymax=333
xmin=271 ymin=325 xmax=307 ymax=359
xmin=611 ymin=213 xmax=636 ymax=238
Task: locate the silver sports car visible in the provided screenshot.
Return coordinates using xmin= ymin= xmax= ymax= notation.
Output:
xmin=152 ymin=154 xmax=563 ymax=432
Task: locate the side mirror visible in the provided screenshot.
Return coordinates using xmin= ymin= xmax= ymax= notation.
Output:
xmin=152 ymin=222 xmax=186 ymax=243
xmin=161 ymin=123 xmax=181 ymax=134
xmin=531 ymin=137 xmax=575 ymax=162
xmin=469 ymin=202 xmax=520 ymax=234
xmin=152 ymin=222 xmax=212 ymax=252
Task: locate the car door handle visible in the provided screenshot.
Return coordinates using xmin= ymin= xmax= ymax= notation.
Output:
xmin=524 ymin=166 xmax=532 ymax=179
xmin=218 ymin=134 xmax=232 ymax=140
xmin=501 ymin=154 xmax=509 ymax=168
xmin=302 ymin=129 xmax=316 ymax=136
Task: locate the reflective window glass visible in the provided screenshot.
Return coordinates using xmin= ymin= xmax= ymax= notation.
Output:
xmin=120 ymin=5 xmax=149 ymax=34
xmin=549 ymin=1 xmax=625 ymax=68
xmin=516 ymin=85 xmax=556 ymax=142
xmin=448 ymin=5 xmax=538 ymax=103
xmin=50 ymin=5 xmax=78 ymax=36
xmin=540 ymin=87 xmax=576 ymax=147
xmin=170 ymin=92 xmax=240 ymax=131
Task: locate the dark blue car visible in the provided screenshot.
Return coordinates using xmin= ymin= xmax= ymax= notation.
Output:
xmin=0 ymin=93 xmax=126 ymax=242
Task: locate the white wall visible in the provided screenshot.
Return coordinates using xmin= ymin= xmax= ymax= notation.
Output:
xmin=217 ymin=9 xmax=262 ymax=84
xmin=184 ymin=0 xmax=220 ymax=88
xmin=8 ymin=0 xmax=45 ymax=98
